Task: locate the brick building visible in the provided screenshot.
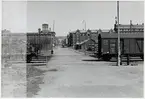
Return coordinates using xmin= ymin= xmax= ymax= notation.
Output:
xmin=67 ymin=33 xmax=73 ymax=47
xmin=87 ymin=29 xmax=98 ymax=42
xmin=69 ymin=30 xmax=77 ymax=47
xmin=68 ymin=29 xmax=98 ymax=48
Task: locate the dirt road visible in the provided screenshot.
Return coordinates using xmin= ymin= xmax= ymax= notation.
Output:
xmin=27 ymin=47 xmax=143 ymax=98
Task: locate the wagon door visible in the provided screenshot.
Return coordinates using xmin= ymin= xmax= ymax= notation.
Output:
xmin=102 ymin=39 xmax=109 ymax=54
xmin=109 ymin=39 xmax=117 ymax=54
xmin=135 ymin=39 xmax=143 ymax=54
xmin=123 ymin=39 xmax=130 ymax=54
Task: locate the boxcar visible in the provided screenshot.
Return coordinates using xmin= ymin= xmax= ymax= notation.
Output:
xmin=97 ymin=33 xmax=144 ymax=61
xmin=27 ymin=33 xmax=54 ymax=63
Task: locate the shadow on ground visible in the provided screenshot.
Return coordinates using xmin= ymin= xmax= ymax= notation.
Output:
xmin=27 ymin=65 xmax=47 ymax=97
xmin=26 ymin=55 xmax=55 ymax=97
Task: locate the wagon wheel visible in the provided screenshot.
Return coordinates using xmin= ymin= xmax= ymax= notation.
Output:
xmin=102 ymin=55 xmax=111 ymax=61
xmin=27 ymin=55 xmax=32 ymax=63
xmin=140 ymin=55 xmax=144 ymax=60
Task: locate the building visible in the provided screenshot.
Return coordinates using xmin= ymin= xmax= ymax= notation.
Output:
xmin=68 ymin=29 xmax=98 ymax=48
xmin=79 ymin=39 xmax=97 ymax=52
xmin=69 ymin=30 xmax=77 ymax=47
xmin=78 ymin=30 xmax=87 ymax=43
xmin=114 ymin=20 xmax=144 ymax=33
xmin=2 ymin=29 xmax=11 ymax=34
xmin=27 ymin=23 xmax=56 ymax=49
xmin=69 ymin=29 xmax=88 ymax=48
xmin=87 ymin=29 xmax=98 ymax=42
xmin=67 ymin=33 xmax=73 ymax=47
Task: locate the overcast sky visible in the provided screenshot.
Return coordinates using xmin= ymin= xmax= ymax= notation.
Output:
xmin=2 ymin=1 xmax=144 ymax=36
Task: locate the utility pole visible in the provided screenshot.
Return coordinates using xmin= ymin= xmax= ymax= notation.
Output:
xmin=53 ymin=20 xmax=55 ymax=32
xmin=82 ymin=20 xmax=86 ymax=31
xmin=84 ymin=21 xmax=86 ymax=31
xmin=117 ymin=1 xmax=121 ymax=66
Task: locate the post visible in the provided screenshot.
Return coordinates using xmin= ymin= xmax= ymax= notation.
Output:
xmin=127 ymin=54 xmax=130 ymax=65
xmin=117 ymin=1 xmax=121 ymax=66
xmin=130 ymin=20 xmax=132 ymax=34
xmin=38 ymin=28 xmax=41 ymax=55
xmin=53 ymin=20 xmax=55 ymax=32
xmin=82 ymin=20 xmax=86 ymax=31
xmin=84 ymin=21 xmax=86 ymax=31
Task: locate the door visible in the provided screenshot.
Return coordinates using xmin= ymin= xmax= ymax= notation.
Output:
xmin=110 ymin=39 xmax=116 ymax=54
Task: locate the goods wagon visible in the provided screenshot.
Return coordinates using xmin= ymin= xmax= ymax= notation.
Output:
xmin=27 ymin=33 xmax=54 ymax=63
xmin=97 ymin=33 xmax=144 ymax=61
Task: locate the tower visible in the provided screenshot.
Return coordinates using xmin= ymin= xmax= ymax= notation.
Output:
xmin=42 ymin=24 xmax=49 ymax=33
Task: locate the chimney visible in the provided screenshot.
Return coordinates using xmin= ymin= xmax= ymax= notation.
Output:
xmin=130 ymin=20 xmax=132 ymax=25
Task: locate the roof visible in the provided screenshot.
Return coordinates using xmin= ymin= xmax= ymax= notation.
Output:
xmin=101 ymin=29 xmax=111 ymax=32
xmin=116 ymin=24 xmax=144 ymax=28
xmin=2 ymin=33 xmax=27 ymax=36
xmin=79 ymin=39 xmax=97 ymax=45
xmin=98 ymin=29 xmax=114 ymax=33
xmin=79 ymin=30 xmax=87 ymax=33
xmin=27 ymin=31 xmax=55 ymax=35
xmin=90 ymin=30 xmax=98 ymax=33
xmin=69 ymin=30 xmax=77 ymax=33
xmin=100 ymin=32 xmax=144 ymax=39
xmin=87 ymin=29 xmax=98 ymax=33
xmin=27 ymin=33 xmax=52 ymax=36
xmin=70 ymin=29 xmax=113 ymax=34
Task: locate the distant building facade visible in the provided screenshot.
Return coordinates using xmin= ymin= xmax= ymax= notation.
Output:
xmin=67 ymin=33 xmax=73 ymax=47
xmin=27 ymin=23 xmax=56 ymax=48
xmin=68 ymin=29 xmax=98 ymax=48
xmin=2 ymin=29 xmax=11 ymax=34
xmin=67 ymin=28 xmax=115 ymax=49
xmin=114 ymin=21 xmax=144 ymax=33
xmin=66 ymin=21 xmax=144 ymax=51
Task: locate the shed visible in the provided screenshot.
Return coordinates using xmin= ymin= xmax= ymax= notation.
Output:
xmin=79 ymin=39 xmax=97 ymax=51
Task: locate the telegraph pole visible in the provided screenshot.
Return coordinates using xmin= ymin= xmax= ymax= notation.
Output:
xmin=82 ymin=20 xmax=86 ymax=31
xmin=117 ymin=1 xmax=121 ymax=66
xmin=84 ymin=21 xmax=86 ymax=31
xmin=53 ymin=20 xmax=55 ymax=32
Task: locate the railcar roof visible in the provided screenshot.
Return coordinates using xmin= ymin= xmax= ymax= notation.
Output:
xmin=100 ymin=32 xmax=144 ymax=39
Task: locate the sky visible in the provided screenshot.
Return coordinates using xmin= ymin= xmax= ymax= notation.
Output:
xmin=2 ymin=1 xmax=144 ymax=36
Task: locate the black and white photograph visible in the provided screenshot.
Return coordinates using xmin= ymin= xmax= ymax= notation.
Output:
xmin=1 ymin=0 xmax=144 ymax=98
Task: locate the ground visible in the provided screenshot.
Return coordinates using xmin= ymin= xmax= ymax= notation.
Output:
xmin=1 ymin=46 xmax=143 ymax=97
xmin=1 ymin=62 xmax=27 ymax=97
xmin=27 ymin=46 xmax=144 ymax=98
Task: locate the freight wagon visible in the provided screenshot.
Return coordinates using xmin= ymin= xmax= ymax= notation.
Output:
xmin=97 ymin=33 xmax=144 ymax=61
xmin=27 ymin=33 xmax=54 ymax=63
